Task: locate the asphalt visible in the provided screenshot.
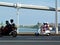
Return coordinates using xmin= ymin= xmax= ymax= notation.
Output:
xmin=0 ymin=42 xmax=60 ymax=45
xmin=0 ymin=35 xmax=60 ymax=45
xmin=0 ymin=35 xmax=60 ymax=41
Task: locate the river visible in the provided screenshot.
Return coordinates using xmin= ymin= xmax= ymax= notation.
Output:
xmin=18 ymin=28 xmax=37 ymax=32
xmin=18 ymin=28 xmax=55 ymax=33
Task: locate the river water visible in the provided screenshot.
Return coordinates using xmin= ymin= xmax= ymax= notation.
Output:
xmin=18 ymin=28 xmax=55 ymax=33
xmin=18 ymin=28 xmax=37 ymax=32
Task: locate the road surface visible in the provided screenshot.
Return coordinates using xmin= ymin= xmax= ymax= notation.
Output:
xmin=0 ymin=36 xmax=60 ymax=45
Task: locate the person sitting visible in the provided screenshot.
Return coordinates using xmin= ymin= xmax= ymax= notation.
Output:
xmin=10 ymin=19 xmax=14 ymax=25
xmin=41 ymin=23 xmax=46 ymax=33
xmin=4 ymin=20 xmax=11 ymax=35
xmin=10 ymin=19 xmax=17 ymax=31
xmin=0 ymin=26 xmax=4 ymax=35
xmin=45 ymin=22 xmax=50 ymax=30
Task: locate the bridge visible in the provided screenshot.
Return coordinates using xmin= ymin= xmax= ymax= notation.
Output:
xmin=0 ymin=1 xmax=59 ymax=34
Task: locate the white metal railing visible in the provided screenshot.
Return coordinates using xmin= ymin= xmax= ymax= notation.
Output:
xmin=0 ymin=2 xmax=60 ymax=11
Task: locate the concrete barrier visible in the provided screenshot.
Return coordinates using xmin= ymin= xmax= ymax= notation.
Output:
xmin=17 ymin=31 xmax=60 ymax=36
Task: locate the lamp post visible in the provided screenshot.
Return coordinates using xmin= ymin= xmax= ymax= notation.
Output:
xmin=55 ymin=0 xmax=58 ymax=34
xmin=16 ymin=3 xmax=19 ymax=33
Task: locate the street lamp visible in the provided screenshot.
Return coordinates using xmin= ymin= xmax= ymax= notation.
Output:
xmin=16 ymin=3 xmax=20 ymax=33
xmin=55 ymin=0 xmax=58 ymax=34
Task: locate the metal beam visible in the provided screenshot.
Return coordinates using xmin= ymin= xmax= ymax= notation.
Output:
xmin=0 ymin=2 xmax=59 ymax=11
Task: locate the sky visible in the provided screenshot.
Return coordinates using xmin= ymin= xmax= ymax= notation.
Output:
xmin=0 ymin=0 xmax=60 ymax=25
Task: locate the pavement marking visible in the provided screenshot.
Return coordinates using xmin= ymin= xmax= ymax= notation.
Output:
xmin=0 ymin=40 xmax=60 ymax=42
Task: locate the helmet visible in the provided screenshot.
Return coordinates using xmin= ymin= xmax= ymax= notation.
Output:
xmin=6 ymin=20 xmax=9 ymax=24
xmin=43 ymin=23 xmax=46 ymax=25
xmin=10 ymin=19 xmax=14 ymax=23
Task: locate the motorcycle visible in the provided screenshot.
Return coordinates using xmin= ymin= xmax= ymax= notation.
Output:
xmin=0 ymin=26 xmax=17 ymax=37
xmin=41 ymin=27 xmax=52 ymax=36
